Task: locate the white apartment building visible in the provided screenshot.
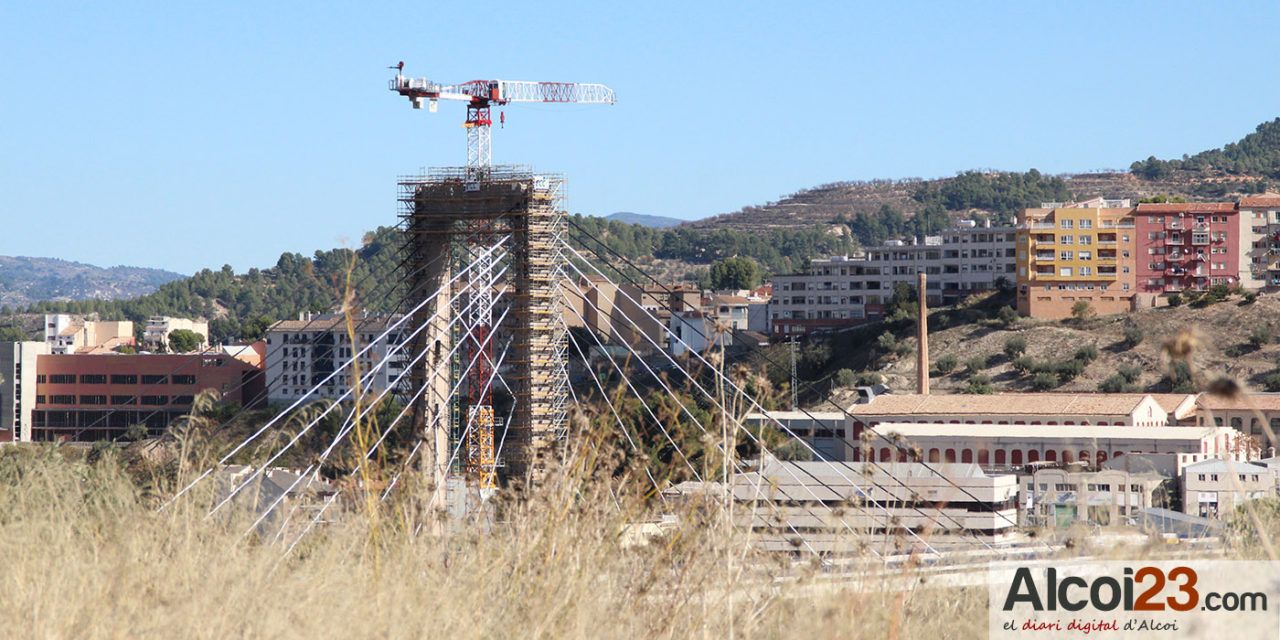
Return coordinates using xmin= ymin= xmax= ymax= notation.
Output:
xmin=265 ymin=314 xmax=408 ymax=403
xmin=143 ymin=316 xmax=209 ymax=352
xmin=0 ymin=341 xmax=49 ymax=443
xmin=1239 ymin=195 xmax=1280 ymax=288
xmin=44 ymin=314 xmax=134 ymax=355
xmin=769 ymin=222 xmax=1017 ymax=335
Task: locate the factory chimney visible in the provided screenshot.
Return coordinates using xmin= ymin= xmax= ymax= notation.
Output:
xmin=916 ymin=272 xmax=929 ymax=395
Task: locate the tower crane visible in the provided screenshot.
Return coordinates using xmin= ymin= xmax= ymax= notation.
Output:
xmin=389 ymin=65 xmax=615 ymax=490
xmin=389 ymin=64 xmax=616 ymax=177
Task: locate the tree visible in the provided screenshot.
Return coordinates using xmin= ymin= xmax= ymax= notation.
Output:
xmin=1030 ymin=372 xmax=1060 ymax=391
xmin=935 ymin=354 xmax=958 ymax=375
xmin=1122 ymin=323 xmax=1143 ymax=348
xmin=834 ymin=369 xmax=857 ymax=388
xmin=996 ymin=305 xmax=1019 ymax=328
xmin=168 ymin=329 xmax=203 ymax=353
xmin=1071 ymin=300 xmax=1095 ymax=322
xmin=707 ymin=256 xmax=762 ymax=291
xmin=963 ymin=374 xmax=994 ymax=395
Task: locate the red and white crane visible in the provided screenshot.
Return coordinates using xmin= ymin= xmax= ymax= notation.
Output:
xmin=389 ymin=63 xmax=616 ymax=172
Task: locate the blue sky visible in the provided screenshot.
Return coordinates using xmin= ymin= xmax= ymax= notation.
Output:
xmin=3 ymin=1 xmax=1278 ymax=274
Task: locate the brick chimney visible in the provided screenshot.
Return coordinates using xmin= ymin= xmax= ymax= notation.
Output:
xmin=917 ymin=272 xmax=929 ymax=395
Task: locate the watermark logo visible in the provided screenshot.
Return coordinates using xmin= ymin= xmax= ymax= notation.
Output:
xmin=989 ymin=561 xmax=1280 ymax=638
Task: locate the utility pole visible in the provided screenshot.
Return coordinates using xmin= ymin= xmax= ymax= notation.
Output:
xmin=789 ymin=336 xmax=798 ymax=410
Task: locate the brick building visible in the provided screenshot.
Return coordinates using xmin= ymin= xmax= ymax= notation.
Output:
xmin=29 ymin=351 xmax=264 ymax=442
xmin=1132 ymin=202 xmax=1256 ymax=294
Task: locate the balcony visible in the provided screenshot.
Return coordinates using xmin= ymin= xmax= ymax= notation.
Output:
xmin=1164 ymin=236 xmax=1184 ymax=245
xmin=1034 ymin=251 xmax=1056 ymax=260
xmin=1165 ymin=266 xmax=1188 ymax=276
xmin=1100 ymin=222 xmax=1135 ymax=229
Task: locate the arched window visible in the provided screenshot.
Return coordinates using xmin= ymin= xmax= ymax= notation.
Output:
xmin=1062 ymin=451 xmax=1074 ymax=464
xmin=961 ymin=449 xmax=974 ymax=463
xmin=1095 ymin=451 xmax=1108 ymax=466
xmin=945 ymin=449 xmax=957 ymax=463
xmin=1045 ymin=450 xmax=1057 ymax=462
xmin=928 ymin=448 xmax=941 ymax=463
xmin=978 ymin=449 xmax=990 ymax=465
xmin=1231 ymin=417 xmax=1243 ymax=430
xmin=1011 ymin=450 xmax=1023 ymax=465
xmin=879 ymin=447 xmax=892 ymax=462
xmin=995 ymin=449 xmax=1007 ymax=465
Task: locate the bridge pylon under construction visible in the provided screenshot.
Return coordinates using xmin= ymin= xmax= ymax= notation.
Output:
xmin=399 ymin=165 xmax=569 ymax=492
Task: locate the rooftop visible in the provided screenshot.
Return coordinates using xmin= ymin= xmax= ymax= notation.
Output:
xmin=1183 ymin=458 xmax=1269 ymax=474
xmin=871 ymin=422 xmax=1226 ymax=440
xmin=852 ymin=393 xmax=1183 ymax=417
xmin=268 ymin=314 xmax=403 ymax=333
xmin=1239 ymin=195 xmax=1280 ymax=208
xmin=1196 ymin=392 xmax=1280 ymax=413
xmin=1135 ymin=202 xmax=1237 ymax=214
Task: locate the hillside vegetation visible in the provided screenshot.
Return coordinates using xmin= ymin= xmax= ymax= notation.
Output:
xmin=0 ymin=256 xmax=183 ymax=308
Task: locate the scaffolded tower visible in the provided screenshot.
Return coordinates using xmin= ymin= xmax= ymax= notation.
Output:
xmin=400 ymin=166 xmax=569 ymax=486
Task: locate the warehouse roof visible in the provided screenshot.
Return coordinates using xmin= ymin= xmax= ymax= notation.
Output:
xmin=871 ymin=422 xmax=1224 ymax=441
xmin=852 ymin=393 xmax=1178 ymax=418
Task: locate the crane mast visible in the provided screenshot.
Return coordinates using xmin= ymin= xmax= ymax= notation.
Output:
xmin=390 ymin=66 xmax=615 ymax=489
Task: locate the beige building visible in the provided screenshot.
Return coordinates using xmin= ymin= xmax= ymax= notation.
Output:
xmin=1182 ymin=459 xmax=1272 ymax=519
xmin=866 ymin=423 xmax=1247 ymax=470
xmin=143 ymin=316 xmax=209 ymax=352
xmin=1238 ymin=195 xmax=1280 ymax=288
xmin=43 ymin=314 xmax=134 ymax=355
xmin=562 ymin=276 xmax=702 ymax=355
xmin=849 ymin=392 xmax=1196 ymax=428
xmin=1195 ymin=393 xmax=1280 ymax=451
xmin=1019 ymin=466 xmax=1167 ymax=529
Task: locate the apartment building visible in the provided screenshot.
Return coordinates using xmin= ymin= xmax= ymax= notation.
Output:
xmin=1133 ymin=202 xmax=1258 ymax=294
xmin=1016 ymin=199 xmax=1137 ymax=319
xmin=1182 ymin=459 xmax=1272 ymax=519
xmin=0 ymin=342 xmax=49 ymax=443
xmin=29 ymin=351 xmax=263 ymax=441
xmin=265 ymin=314 xmax=408 ymax=404
xmin=1239 ymin=195 xmax=1280 ymax=287
xmin=143 ymin=316 xmax=210 ymax=353
xmin=43 ymin=314 xmax=134 ymax=355
xmin=769 ymin=222 xmax=1017 ymax=335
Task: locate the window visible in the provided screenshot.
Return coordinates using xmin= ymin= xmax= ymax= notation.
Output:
xmin=35 ymin=374 xmax=46 ymax=384
xmin=171 ymin=395 xmax=195 ymax=405
xmin=110 ymin=395 xmax=137 ymax=406
xmin=49 ymin=374 xmax=75 ymax=384
xmin=142 ymin=374 xmax=168 ymax=385
xmin=1079 ymin=219 xmax=1093 ymax=229
xmin=140 ymin=395 xmax=168 ymax=406
xmin=1054 ymin=483 xmax=1073 ymax=492
xmin=1059 ymin=251 xmax=1074 ymax=260
xmin=1059 ymin=267 xmax=1073 ymax=277
xmin=1079 ymin=236 xmax=1092 ymax=245
xmin=79 ymin=374 xmax=107 ymax=384
xmin=35 ymin=395 xmax=45 ymax=405
xmin=78 ymin=395 xmax=107 ymax=405
xmin=110 ymin=374 xmax=137 ymax=385
xmin=1060 ymin=220 xmax=1073 ymax=229
xmin=1131 ymin=484 xmax=1141 ymax=492
xmin=50 ymin=395 xmax=74 ymax=404
xmin=172 ymin=374 xmax=196 ymax=385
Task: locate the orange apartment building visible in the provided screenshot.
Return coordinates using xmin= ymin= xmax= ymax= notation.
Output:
xmin=1016 ymin=199 xmax=1137 ymax=319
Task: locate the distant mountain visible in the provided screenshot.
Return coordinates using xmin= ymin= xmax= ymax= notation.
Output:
xmin=604 ymin=212 xmax=686 ymax=228
xmin=0 ymin=256 xmax=185 ymax=308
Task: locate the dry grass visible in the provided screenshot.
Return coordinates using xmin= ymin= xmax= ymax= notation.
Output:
xmin=0 ymin=441 xmax=992 ymax=639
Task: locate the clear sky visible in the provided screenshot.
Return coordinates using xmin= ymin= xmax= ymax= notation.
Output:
xmin=3 ymin=1 xmax=1279 ymax=274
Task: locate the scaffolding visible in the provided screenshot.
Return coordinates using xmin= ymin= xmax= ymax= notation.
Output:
xmin=399 ymin=165 xmax=569 ymax=485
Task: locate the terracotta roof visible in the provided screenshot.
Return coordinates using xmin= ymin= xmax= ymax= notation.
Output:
xmin=853 ymin=393 xmax=1165 ymax=417
xmin=1196 ymin=392 xmax=1280 ymax=412
xmin=1239 ymin=196 xmax=1280 ymax=208
xmin=1149 ymin=393 xmax=1199 ymax=418
xmin=1135 ymin=202 xmax=1236 ymax=214
xmin=872 ymin=422 xmax=1222 ymax=440
xmin=711 ymin=295 xmax=750 ymax=305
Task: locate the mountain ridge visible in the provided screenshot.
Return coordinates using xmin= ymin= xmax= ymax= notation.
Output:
xmin=0 ymin=256 xmax=185 ymax=309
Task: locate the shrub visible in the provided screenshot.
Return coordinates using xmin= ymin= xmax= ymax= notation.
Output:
xmin=834 ymin=369 xmax=857 ymax=387
xmin=875 ymin=331 xmax=898 ymax=354
xmin=935 ymin=354 xmax=958 ymax=375
xmin=1249 ymin=326 xmax=1272 ymax=350
xmin=996 ymin=306 xmax=1019 ymax=328
xmin=1122 ymin=324 xmax=1143 ymax=348
xmin=1011 ymin=355 xmax=1034 ymax=374
xmin=1074 ymin=344 xmax=1098 ymax=364
xmin=1053 ymin=358 xmax=1086 ymax=382
xmin=1030 ymin=372 xmax=1060 ymax=391
xmin=856 ymin=372 xmax=884 ymax=386
xmin=1265 ymin=373 xmax=1280 ymax=393
xmin=963 ymin=374 xmax=994 ymax=395
xmin=1167 ymin=293 xmax=1183 ymax=307
xmin=1243 ymin=291 xmax=1259 ymax=305
xmin=1164 ymin=360 xmax=1195 ymax=393
xmin=964 ymin=354 xmax=989 ymax=375
xmin=1071 ymin=300 xmax=1095 ymax=322
xmin=1118 ymin=364 xmax=1142 ymax=384
xmin=1003 ymin=335 xmax=1027 ymax=359
xmin=1098 ymin=374 xmax=1127 ymax=393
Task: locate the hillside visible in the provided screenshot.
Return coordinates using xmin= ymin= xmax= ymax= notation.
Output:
xmin=690 ymin=119 xmax=1280 ymax=234
xmin=604 ymin=212 xmax=685 ymax=228
xmin=0 ymin=256 xmax=184 ymax=309
xmin=867 ymin=294 xmax=1280 ymax=397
